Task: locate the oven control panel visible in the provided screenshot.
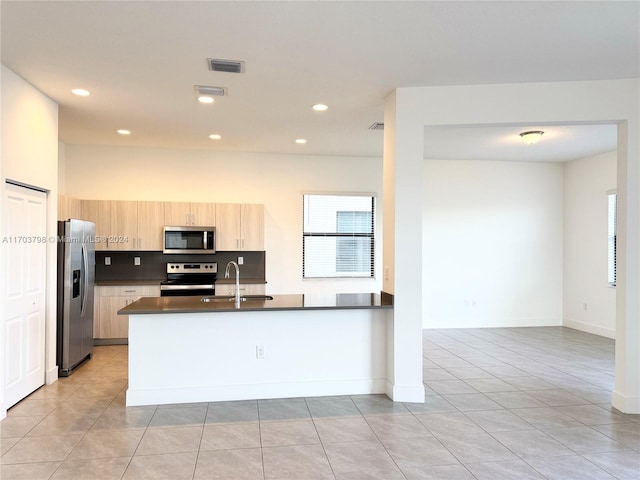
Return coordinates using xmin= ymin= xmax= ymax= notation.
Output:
xmin=166 ymin=262 xmax=218 ymax=274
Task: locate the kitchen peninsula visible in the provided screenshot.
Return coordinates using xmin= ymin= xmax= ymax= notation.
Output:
xmin=120 ymin=293 xmax=393 ymax=406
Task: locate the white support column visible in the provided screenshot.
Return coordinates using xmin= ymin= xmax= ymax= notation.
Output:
xmin=613 ymin=119 xmax=640 ymax=414
xmin=382 ymin=91 xmax=425 ymax=402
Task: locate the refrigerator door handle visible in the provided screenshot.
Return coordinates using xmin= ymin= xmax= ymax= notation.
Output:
xmin=80 ymin=243 xmax=88 ymax=317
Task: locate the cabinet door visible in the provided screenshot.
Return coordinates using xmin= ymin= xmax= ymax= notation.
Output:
xmin=241 ymin=204 xmax=264 ymax=250
xmin=98 ymin=296 xmax=130 ymax=338
xmin=138 ymin=201 xmax=164 ymax=250
xmin=58 ymin=194 xmax=69 ymax=221
xmin=110 ymin=200 xmax=138 ymax=250
xmin=215 ymin=203 xmax=241 ymax=250
xmin=59 ymin=195 xmax=82 ymax=221
xmin=81 ymin=200 xmax=111 ymax=251
xmin=164 ymin=202 xmax=192 ymax=226
xmin=191 ymin=202 xmax=216 ymax=226
xmin=68 ymin=197 xmax=82 ymax=219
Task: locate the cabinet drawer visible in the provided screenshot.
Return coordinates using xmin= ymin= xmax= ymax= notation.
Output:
xmin=97 ymin=285 xmax=160 ymax=297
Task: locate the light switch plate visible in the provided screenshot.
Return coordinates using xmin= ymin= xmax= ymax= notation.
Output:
xmin=134 ymin=257 xmax=141 ymax=266
xmin=105 ymin=257 xmax=111 ymax=266
xmin=238 ymin=256 xmax=244 ymax=265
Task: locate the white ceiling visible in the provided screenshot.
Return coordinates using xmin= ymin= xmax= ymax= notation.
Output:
xmin=1 ymin=1 xmax=637 ymax=161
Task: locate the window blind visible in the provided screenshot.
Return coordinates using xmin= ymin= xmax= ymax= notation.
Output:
xmin=303 ymin=194 xmax=375 ymax=278
xmin=607 ymin=192 xmax=617 ymax=287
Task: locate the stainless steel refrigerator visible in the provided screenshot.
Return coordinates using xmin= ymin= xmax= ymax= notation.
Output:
xmin=57 ymin=219 xmax=95 ymax=376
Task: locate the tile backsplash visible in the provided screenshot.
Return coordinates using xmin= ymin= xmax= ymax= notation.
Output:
xmin=95 ymin=251 xmax=265 ymax=282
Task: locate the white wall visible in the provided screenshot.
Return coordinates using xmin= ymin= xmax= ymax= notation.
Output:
xmin=422 ymin=159 xmax=563 ymax=328
xmin=563 ymin=151 xmax=617 ymax=338
xmin=1 ymin=65 xmax=59 ymax=418
xmin=63 ymin=145 xmax=383 ymax=295
xmin=391 ymin=78 xmax=639 ymax=413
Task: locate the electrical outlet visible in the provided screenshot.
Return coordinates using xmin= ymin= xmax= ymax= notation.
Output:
xmin=583 ymin=303 xmax=588 ymax=310
xmin=104 ymin=256 xmax=111 ymax=266
xmin=256 ymin=345 xmax=264 ymax=359
xmin=384 ymin=266 xmax=389 ymax=280
xmin=238 ymin=256 xmax=244 ymax=265
xmin=134 ymin=256 xmax=141 ymax=266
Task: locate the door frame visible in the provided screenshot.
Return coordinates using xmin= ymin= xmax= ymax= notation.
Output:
xmin=1 ymin=179 xmax=52 ymax=418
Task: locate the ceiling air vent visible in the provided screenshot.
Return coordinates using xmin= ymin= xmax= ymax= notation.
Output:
xmin=368 ymin=122 xmax=384 ymax=130
xmin=195 ymin=85 xmax=227 ymax=96
xmin=207 ymin=58 xmax=245 ymax=74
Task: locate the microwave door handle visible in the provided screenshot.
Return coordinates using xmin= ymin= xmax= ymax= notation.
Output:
xmin=203 ymin=231 xmax=208 ymax=250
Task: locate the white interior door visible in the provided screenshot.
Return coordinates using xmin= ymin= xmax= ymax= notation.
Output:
xmin=3 ymin=182 xmax=47 ymax=409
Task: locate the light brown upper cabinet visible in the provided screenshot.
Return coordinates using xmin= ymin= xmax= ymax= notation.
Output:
xmin=58 ymin=194 xmax=81 ymax=221
xmin=80 ymin=200 xmax=111 ymax=251
xmin=216 ymin=203 xmax=264 ymax=251
xmin=164 ymin=202 xmax=216 ymax=227
xmin=137 ymin=201 xmax=164 ymax=250
xmin=81 ymin=200 xmax=164 ymax=250
xmin=110 ymin=200 xmax=138 ymax=250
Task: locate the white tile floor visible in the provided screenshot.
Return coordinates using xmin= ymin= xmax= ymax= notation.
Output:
xmin=1 ymin=327 xmax=639 ymax=479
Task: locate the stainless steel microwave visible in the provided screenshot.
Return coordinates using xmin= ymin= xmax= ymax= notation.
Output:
xmin=163 ymin=226 xmax=216 ymax=254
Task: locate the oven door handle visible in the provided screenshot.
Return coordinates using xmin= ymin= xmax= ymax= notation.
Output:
xmin=160 ymin=284 xmax=216 ymax=291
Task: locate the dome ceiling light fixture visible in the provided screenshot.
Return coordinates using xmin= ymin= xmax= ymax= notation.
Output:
xmin=71 ymin=88 xmax=90 ymax=96
xmin=519 ymin=130 xmax=545 ymax=144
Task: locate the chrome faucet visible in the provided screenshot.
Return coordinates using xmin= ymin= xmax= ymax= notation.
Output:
xmin=224 ymin=261 xmax=241 ymax=308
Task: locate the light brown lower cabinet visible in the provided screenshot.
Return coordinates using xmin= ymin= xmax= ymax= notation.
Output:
xmin=94 ymin=285 xmax=160 ymax=345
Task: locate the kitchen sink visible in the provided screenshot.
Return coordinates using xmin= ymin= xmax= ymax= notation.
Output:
xmin=201 ymin=295 xmax=274 ymax=303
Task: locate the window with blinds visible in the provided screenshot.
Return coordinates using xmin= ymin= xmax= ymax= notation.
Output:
xmin=607 ymin=192 xmax=617 ymax=287
xmin=303 ymin=194 xmax=375 ymax=278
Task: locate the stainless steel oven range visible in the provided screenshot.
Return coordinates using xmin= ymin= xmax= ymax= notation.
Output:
xmin=160 ymin=262 xmax=217 ymax=297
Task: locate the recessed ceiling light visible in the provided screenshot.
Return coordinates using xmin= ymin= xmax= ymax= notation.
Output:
xmin=117 ymin=129 xmax=131 ymax=135
xmin=209 ymin=134 xmax=222 ymax=140
xmin=198 ymin=96 xmax=215 ymax=104
xmin=72 ymin=88 xmax=90 ymax=96
xmin=295 ymin=138 xmax=307 ymax=144
xmin=312 ymin=104 xmax=328 ymax=111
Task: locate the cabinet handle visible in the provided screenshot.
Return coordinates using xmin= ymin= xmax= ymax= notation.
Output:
xmin=138 ymin=238 xmax=142 ymax=249
xmin=191 ymin=214 xmax=195 ymax=225
xmin=185 ymin=214 xmax=189 ymax=225
xmin=236 ymin=239 xmax=239 ymax=248
xmin=124 ymin=289 xmax=136 ymax=293
xmin=242 ymin=239 xmax=245 ymax=248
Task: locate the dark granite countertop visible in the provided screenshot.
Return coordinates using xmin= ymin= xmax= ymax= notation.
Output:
xmin=96 ymin=278 xmax=266 ymax=286
xmin=95 ymin=279 xmax=163 ymax=286
xmin=119 ymin=293 xmax=393 ymax=315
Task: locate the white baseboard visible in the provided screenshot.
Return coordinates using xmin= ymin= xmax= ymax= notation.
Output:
xmin=126 ymin=378 xmax=388 ymax=407
xmin=423 ymin=317 xmax=562 ymax=329
xmin=387 ymin=381 xmax=425 ymax=403
xmin=612 ymin=390 xmax=640 ymax=414
xmin=45 ymin=366 xmax=58 ymax=385
xmin=563 ymin=318 xmax=615 ymax=339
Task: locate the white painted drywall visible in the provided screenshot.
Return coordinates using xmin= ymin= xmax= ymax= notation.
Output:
xmin=1 ymin=65 xmax=59 ymax=418
xmin=127 ymin=308 xmax=389 ymax=405
xmin=422 ymin=159 xmax=563 ymax=328
xmin=392 ymin=78 xmax=639 ymax=413
xmin=63 ymin=145 xmax=383 ymax=295
xmin=563 ymin=151 xmax=617 ymax=338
